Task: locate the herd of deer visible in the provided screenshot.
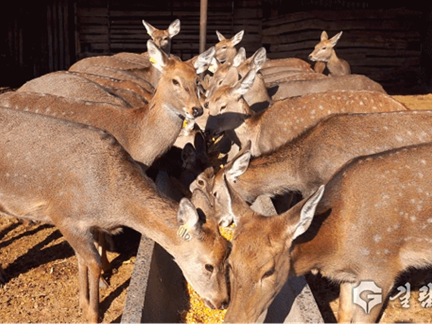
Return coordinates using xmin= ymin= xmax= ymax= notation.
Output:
xmin=0 ymin=17 xmax=431 ymax=323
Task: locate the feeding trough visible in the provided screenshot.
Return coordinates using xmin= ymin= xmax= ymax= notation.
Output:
xmin=121 ymin=195 xmax=324 ymax=323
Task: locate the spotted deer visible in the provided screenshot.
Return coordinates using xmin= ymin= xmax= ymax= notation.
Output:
xmin=309 ymin=31 xmax=351 ymax=76
xmin=209 ymin=110 xmax=432 ymax=226
xmin=224 ymin=141 xmax=432 ymax=323
xmin=205 ymin=69 xmax=407 ymax=158
xmin=268 ymin=73 xmax=386 ymax=101
xmin=0 ymin=107 xmax=229 ymax=323
xmin=7 ymin=40 xmax=214 ymax=168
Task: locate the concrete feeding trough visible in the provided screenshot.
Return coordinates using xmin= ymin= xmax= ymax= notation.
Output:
xmin=121 ymin=195 xmax=324 ymax=323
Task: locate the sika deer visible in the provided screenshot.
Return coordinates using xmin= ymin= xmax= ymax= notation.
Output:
xmin=210 ymin=110 xmax=432 ymax=226
xmin=268 ymin=74 xmax=386 ymax=101
xmin=18 ymin=71 xmax=133 ymax=107
xmin=0 ymin=107 xmax=229 ymax=323
xmin=205 ymin=69 xmax=407 ymax=157
xmin=309 ymin=31 xmax=351 ymax=76
xmin=4 ymin=40 xmax=213 ymax=168
xmin=225 ymin=142 xmax=432 ymax=323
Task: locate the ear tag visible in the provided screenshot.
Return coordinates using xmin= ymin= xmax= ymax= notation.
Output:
xmin=218 ymin=153 xmax=226 ymax=159
xmin=182 ymin=119 xmax=188 ymax=128
xmin=149 ymin=57 xmax=157 ymax=64
xmin=209 ymin=63 xmax=217 ymax=73
xmin=220 ymin=164 xmax=224 ymax=169
xmin=177 ymin=224 xmax=192 ymax=241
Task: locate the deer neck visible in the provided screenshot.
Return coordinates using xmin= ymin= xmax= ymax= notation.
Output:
xmin=289 ymin=205 xmax=339 ymax=277
xmin=124 ymin=177 xmax=183 ymax=256
xmin=132 ymin=97 xmax=184 ymax=167
xmin=230 ymin=99 xmax=259 ymax=150
xmin=236 ymin=144 xmax=303 ymax=202
xmin=327 ymin=50 xmax=342 ymax=74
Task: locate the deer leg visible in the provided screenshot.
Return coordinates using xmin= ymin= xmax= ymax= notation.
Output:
xmin=338 ymin=282 xmax=355 ymax=323
xmin=95 ymin=231 xmax=110 ymax=289
xmin=351 ymin=277 xmax=394 ymax=323
xmin=76 ymin=254 xmax=90 ymax=312
xmin=62 ymin=228 xmax=102 ymax=323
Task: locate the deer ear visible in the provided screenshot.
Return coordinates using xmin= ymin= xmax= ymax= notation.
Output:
xmin=251 ymin=47 xmax=267 ymax=71
xmin=320 ymin=30 xmax=328 ymax=41
xmin=292 ymin=185 xmax=325 ymax=240
xmin=225 ymin=150 xmax=251 ymax=181
xmin=147 ymin=40 xmax=168 ymax=72
xmin=216 ymin=30 xmax=226 ymax=41
xmin=330 ymin=31 xmax=343 ymax=47
xmin=194 ymin=47 xmax=216 ymax=74
xmin=168 ymin=19 xmax=181 ymax=37
xmin=222 ymin=66 xmax=239 ymax=87
xmin=142 ymin=20 xmax=156 ymax=36
xmin=231 ymin=30 xmax=244 ymax=46
xmin=233 ymin=47 xmax=246 ymax=67
xmin=177 ymin=198 xmax=200 ymax=240
xmin=231 ymin=69 xmax=256 ymax=98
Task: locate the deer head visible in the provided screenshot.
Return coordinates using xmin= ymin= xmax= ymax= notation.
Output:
xmin=214 ymin=30 xmax=244 ymax=64
xmin=204 ymin=69 xmax=256 ymax=137
xmin=147 ymin=40 xmax=214 ymax=119
xmin=224 ymin=185 xmax=325 ymax=322
xmin=308 ymin=31 xmax=343 ymax=63
xmin=143 ymin=19 xmax=181 ymax=54
xmin=174 ymin=189 xmax=230 ymax=310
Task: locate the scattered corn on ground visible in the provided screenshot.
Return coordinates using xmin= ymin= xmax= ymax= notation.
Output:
xmin=181 ymin=224 xmax=235 ymax=323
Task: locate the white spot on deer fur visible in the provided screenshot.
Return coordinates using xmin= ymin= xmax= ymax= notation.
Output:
xmin=6 ymin=173 xmax=10 ymax=177
xmin=35 ymin=109 xmax=39 ymax=113
xmin=420 ymin=159 xmax=427 ymax=165
xmin=418 ymin=172 xmax=424 ymax=179
xmin=319 ymin=105 xmax=324 ymax=110
xmin=374 ymin=235 xmax=382 ymax=243
xmin=362 ymin=248 xmax=370 ymax=256
xmin=394 ymin=224 xmax=399 ymax=230
xmin=384 ymin=249 xmax=390 ymax=255
xmin=395 ymin=135 xmax=403 ymax=142
xmin=428 ymin=218 xmax=432 ymax=223
xmin=410 ymin=216 xmax=417 ymax=222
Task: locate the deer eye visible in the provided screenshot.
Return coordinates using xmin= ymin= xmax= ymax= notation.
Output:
xmin=172 ymin=79 xmax=180 ymax=86
xmin=204 ymin=102 xmax=209 ymax=109
xmin=220 ymin=105 xmax=227 ymax=111
xmin=262 ymin=268 xmax=275 ymax=280
xmin=205 ymin=264 xmax=214 ymax=273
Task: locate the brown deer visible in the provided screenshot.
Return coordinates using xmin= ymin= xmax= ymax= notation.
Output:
xmin=224 ymin=141 xmax=432 ymax=323
xmin=209 ymin=110 xmax=432 ymax=226
xmin=205 ymin=69 xmax=407 ymax=158
xmin=309 ymin=31 xmax=351 ymax=76
xmin=4 ymin=40 xmax=213 ymax=168
xmin=0 ymin=107 xmax=230 ymax=323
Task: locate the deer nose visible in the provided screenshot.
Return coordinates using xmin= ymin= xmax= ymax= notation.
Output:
xmin=220 ymin=300 xmax=229 ymax=310
xmin=192 ymin=107 xmax=203 ymax=118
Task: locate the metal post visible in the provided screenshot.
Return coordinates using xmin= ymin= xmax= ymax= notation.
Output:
xmin=199 ymin=0 xmax=208 ymax=53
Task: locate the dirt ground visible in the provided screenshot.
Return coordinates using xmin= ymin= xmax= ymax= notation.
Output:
xmin=0 ymin=93 xmax=432 ymax=323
